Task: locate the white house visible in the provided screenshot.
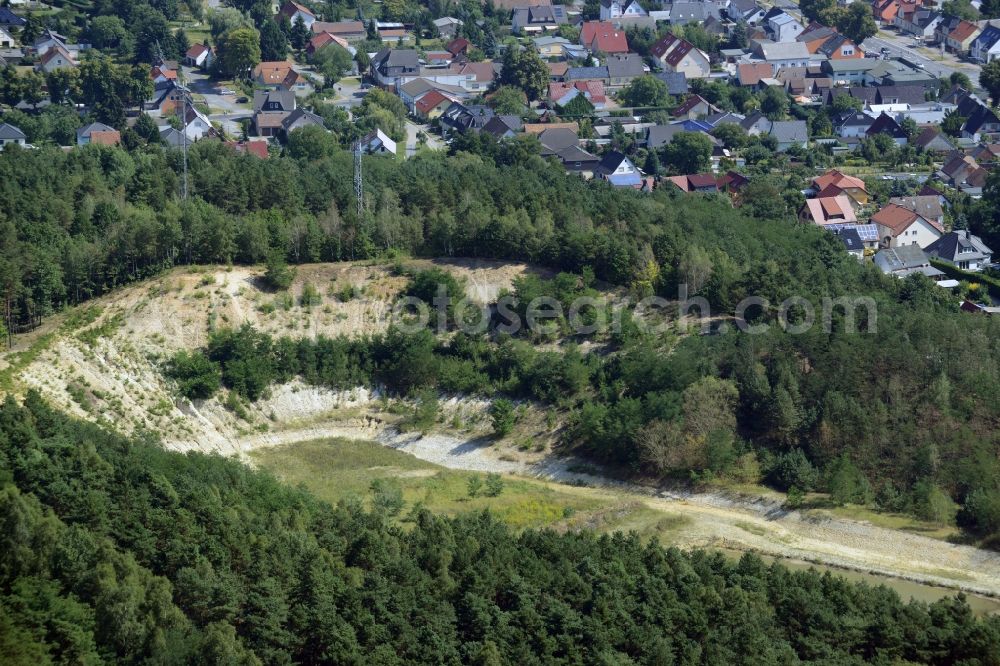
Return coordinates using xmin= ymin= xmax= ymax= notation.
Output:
xmin=649 ymin=33 xmax=711 ymax=79
xmin=971 ymin=24 xmax=1000 ymax=63
xmin=925 ymin=230 xmax=993 ymax=271
xmin=277 ymin=1 xmax=316 ymax=30
xmin=0 ymin=26 xmax=15 ymax=48
xmin=184 ymin=43 xmax=214 ymax=69
xmin=768 ymin=11 xmax=805 ymax=42
xmin=753 ymin=41 xmax=810 ymax=75
xmin=871 ymin=203 xmax=943 ymax=249
xmin=181 ymin=106 xmax=213 ymax=141
xmin=362 ymin=128 xmax=397 ymax=155
xmin=600 ymin=0 xmax=647 ymax=21
xmin=0 ymin=123 xmax=26 ymax=149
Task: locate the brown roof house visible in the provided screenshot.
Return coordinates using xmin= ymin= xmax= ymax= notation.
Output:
xmin=871 ymin=203 xmax=944 ymax=248
xmin=650 ymin=33 xmax=710 ymax=79
xmin=799 ymin=195 xmax=858 ymax=226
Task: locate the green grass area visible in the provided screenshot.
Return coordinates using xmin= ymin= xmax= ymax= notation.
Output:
xmin=821 ymin=504 xmax=960 ymax=541
xmin=250 ymin=438 xmax=609 ymax=530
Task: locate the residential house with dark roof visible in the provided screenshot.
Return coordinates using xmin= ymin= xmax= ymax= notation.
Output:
xmin=439 ymin=103 xmax=495 ymax=136
xmin=0 ymin=8 xmax=25 ymax=29
xmin=871 ymin=203 xmax=944 ymax=248
xmin=512 ymin=5 xmax=567 ymax=33
xmin=726 ymin=0 xmax=765 ymax=24
xmin=956 ymin=93 xmax=1000 ymax=140
xmin=0 ymin=123 xmax=26 ymax=149
xmin=971 ymin=23 xmax=1000 ymax=63
xmin=606 ymin=54 xmax=645 ymax=88
xmin=650 ymin=33 xmax=710 ymax=79
xmin=655 ymin=71 xmax=689 ymax=95
xmin=835 ymin=111 xmax=875 ymax=139
xmin=889 ymin=195 xmax=945 ymax=227
xmin=565 ymin=66 xmax=610 ymax=84
xmin=674 ymin=94 xmax=720 ymax=119
xmin=668 ymin=3 xmax=717 ymax=25
xmin=914 ymin=127 xmax=954 ymax=153
xmin=874 ymin=245 xmax=943 ymax=277
xmin=769 ymin=120 xmax=808 ymax=151
xmin=597 ymin=151 xmax=643 ymax=188
xmin=282 ymin=108 xmax=324 ymax=135
xmin=925 ymin=230 xmax=993 ymax=271
xmin=866 ymin=112 xmax=908 ymax=144
xmin=797 ymin=24 xmax=863 ymax=59
xmin=370 ymin=49 xmax=420 ymax=87
xmin=254 ymin=89 xmax=296 ymax=113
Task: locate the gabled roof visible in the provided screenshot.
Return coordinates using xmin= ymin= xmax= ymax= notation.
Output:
xmin=253 ymin=89 xmax=296 ymax=112
xmin=837 ymin=228 xmax=865 ymax=252
xmin=481 ymin=115 xmax=523 ymax=138
xmin=565 ymin=66 xmax=609 ymax=81
xmin=801 ymin=195 xmax=857 ymax=225
xmin=769 ymin=120 xmax=807 ymax=144
xmin=580 ymin=21 xmax=629 ymax=53
xmin=606 ymin=54 xmax=644 ymax=79
xmin=674 ymin=94 xmax=717 ymax=116
xmin=874 ymin=245 xmax=939 ymax=275
xmin=597 ymin=150 xmax=632 ymax=174
xmin=874 ymin=85 xmax=926 ymax=106
xmin=871 ymin=203 xmax=942 ymax=235
xmin=278 ymin=1 xmax=315 ymax=20
xmin=949 ymin=19 xmax=980 ymax=42
xmin=866 ymin=112 xmax=906 ymax=139
xmin=282 ymin=108 xmax=324 ymax=130
xmin=371 ymin=48 xmax=420 ymax=70
xmin=415 ymin=90 xmax=453 ymax=115
xmin=889 ymin=195 xmax=945 ymax=221
xmin=446 ymin=38 xmax=471 ymax=55
xmin=226 ymin=141 xmax=270 ymax=159
xmin=813 ymin=169 xmax=867 ymax=192
xmin=654 ymin=71 xmax=688 ymax=95
xmin=925 ymin=230 xmax=992 ymax=262
xmin=0 ymin=8 xmax=26 ymax=27
xmin=0 ymin=123 xmax=25 ymax=140
xmin=538 ymin=127 xmax=580 ymax=152
xmin=737 ymin=63 xmax=773 ymax=86
xmin=186 ymin=43 xmax=211 ymax=59
xmin=311 ymin=20 xmax=365 ymax=35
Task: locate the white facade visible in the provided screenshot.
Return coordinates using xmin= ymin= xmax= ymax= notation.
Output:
xmin=600 ymin=0 xmax=647 ymax=20
xmin=880 ymin=217 xmax=942 ymax=249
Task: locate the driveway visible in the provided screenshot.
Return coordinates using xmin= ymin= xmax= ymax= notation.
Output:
xmin=405 ymin=120 xmax=443 ymax=157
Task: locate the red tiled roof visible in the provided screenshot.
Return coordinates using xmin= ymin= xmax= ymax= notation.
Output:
xmin=446 ymin=37 xmax=471 ymax=55
xmin=674 ymin=94 xmax=709 ymax=115
xmin=278 ymin=1 xmax=315 ymax=20
xmin=950 ymin=20 xmax=980 ymax=42
xmin=186 ymin=44 xmax=210 ymax=59
xmin=871 ymin=203 xmax=921 ymax=235
xmin=737 ymin=63 xmax=772 ymax=86
xmin=580 ymin=21 xmax=628 ymax=54
xmin=812 ymin=169 xmax=867 ymax=192
xmin=89 ymin=130 xmax=121 ymax=146
xmin=415 ymin=90 xmax=451 ymax=114
xmin=226 ymin=141 xmax=270 ymax=158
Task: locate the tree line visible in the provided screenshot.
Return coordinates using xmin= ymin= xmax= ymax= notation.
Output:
xmin=2 ymin=393 xmax=1000 ymax=663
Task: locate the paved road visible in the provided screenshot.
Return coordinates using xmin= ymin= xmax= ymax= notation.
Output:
xmin=405 ymin=119 xmax=444 ymax=157
xmin=769 ymin=0 xmax=981 ymax=88
xmin=863 ymin=31 xmax=982 ymax=89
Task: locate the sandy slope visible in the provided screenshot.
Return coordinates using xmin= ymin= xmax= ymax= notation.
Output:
xmin=7 ymin=260 xmax=1000 ymax=597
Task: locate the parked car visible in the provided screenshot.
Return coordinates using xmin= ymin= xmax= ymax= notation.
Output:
xmin=236 ymin=96 xmax=248 ymax=103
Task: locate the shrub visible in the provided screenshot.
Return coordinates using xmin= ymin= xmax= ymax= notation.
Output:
xmin=490 ymin=398 xmax=516 ymax=438
xmin=263 ymin=252 xmax=294 ymax=291
xmin=165 ymin=351 xmax=222 ymax=400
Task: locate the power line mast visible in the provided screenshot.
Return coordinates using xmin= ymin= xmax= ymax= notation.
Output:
xmin=354 ymin=140 xmax=363 ymax=216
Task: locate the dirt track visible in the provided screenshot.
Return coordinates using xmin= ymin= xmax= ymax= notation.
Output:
xmin=218 ymin=421 xmax=1000 ymax=598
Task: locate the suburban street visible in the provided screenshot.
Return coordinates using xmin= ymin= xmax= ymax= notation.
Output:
xmin=770 ymin=0 xmax=982 ymax=89
xmin=862 ymin=30 xmax=982 ymax=88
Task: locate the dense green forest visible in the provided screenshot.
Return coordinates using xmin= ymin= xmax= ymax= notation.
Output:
xmin=4 ymin=139 xmax=1000 ymax=542
xmin=2 ymin=393 xmax=1000 ymax=664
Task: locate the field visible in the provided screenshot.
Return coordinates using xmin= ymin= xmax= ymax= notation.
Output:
xmin=249 ymin=437 xmax=693 ymax=536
